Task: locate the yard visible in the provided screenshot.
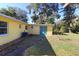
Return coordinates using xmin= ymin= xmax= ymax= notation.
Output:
xmin=0 ymin=35 xmax=55 ymax=56
xmin=23 ymin=35 xmax=55 ymax=56
xmin=1 ymin=33 xmax=79 ymax=56
xmin=0 ymin=3 xmax=79 ymax=56
xmin=47 ymin=33 xmax=79 ymax=56
xmin=22 ymin=33 xmax=79 ymax=56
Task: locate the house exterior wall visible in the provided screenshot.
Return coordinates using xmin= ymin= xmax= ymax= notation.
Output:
xmin=27 ymin=25 xmax=40 ymax=35
xmin=27 ymin=24 xmax=52 ymax=36
xmin=0 ymin=16 xmax=26 ymax=45
xmin=47 ymin=24 xmax=52 ymax=36
xmin=32 ymin=25 xmax=40 ymax=35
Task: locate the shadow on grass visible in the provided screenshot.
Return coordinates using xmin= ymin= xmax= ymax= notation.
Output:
xmin=0 ymin=34 xmax=56 ymax=56
xmin=23 ymin=35 xmax=56 ymax=56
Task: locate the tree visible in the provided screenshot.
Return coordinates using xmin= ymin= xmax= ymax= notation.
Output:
xmin=31 ymin=11 xmax=39 ymax=23
xmin=47 ymin=18 xmax=55 ymax=24
xmin=71 ymin=17 xmax=79 ymax=33
xmin=0 ymin=7 xmax=27 ymax=22
xmin=27 ymin=3 xmax=60 ymax=24
xmin=61 ymin=3 xmax=77 ymax=33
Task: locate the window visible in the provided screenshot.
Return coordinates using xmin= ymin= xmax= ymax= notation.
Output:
xmin=25 ymin=26 xmax=27 ymax=30
xmin=0 ymin=21 xmax=7 ymax=35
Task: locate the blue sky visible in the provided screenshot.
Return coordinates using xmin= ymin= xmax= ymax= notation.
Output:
xmin=0 ymin=3 xmax=79 ymax=23
xmin=0 ymin=3 xmax=27 ymax=10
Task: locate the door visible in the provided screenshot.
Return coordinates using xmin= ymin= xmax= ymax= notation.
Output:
xmin=40 ymin=25 xmax=47 ymax=36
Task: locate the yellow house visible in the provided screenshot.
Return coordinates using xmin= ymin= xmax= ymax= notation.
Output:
xmin=0 ymin=13 xmax=53 ymax=45
xmin=0 ymin=14 xmax=27 ymax=45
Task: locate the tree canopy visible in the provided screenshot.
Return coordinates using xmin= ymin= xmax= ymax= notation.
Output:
xmin=27 ymin=3 xmax=79 ymax=33
xmin=27 ymin=3 xmax=60 ymax=24
xmin=0 ymin=7 xmax=27 ymax=22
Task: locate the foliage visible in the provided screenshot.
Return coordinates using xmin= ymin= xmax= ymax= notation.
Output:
xmin=71 ymin=18 xmax=79 ymax=33
xmin=47 ymin=18 xmax=55 ymax=24
xmin=52 ymin=21 xmax=70 ymax=34
xmin=31 ymin=14 xmax=39 ymax=22
xmin=61 ymin=3 xmax=77 ymax=32
xmin=28 ymin=3 xmax=79 ymax=34
xmin=0 ymin=7 xmax=27 ymax=22
xmin=27 ymin=3 xmax=60 ymax=24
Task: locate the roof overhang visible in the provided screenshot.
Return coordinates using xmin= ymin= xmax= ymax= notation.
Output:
xmin=0 ymin=13 xmax=27 ymax=25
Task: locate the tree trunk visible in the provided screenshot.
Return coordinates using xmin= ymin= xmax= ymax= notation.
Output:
xmin=68 ymin=23 xmax=72 ymax=33
xmin=68 ymin=28 xmax=72 ymax=33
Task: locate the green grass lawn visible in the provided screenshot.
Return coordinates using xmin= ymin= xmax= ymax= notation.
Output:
xmin=47 ymin=33 xmax=79 ymax=56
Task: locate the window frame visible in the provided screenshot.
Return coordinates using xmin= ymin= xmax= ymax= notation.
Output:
xmin=0 ymin=21 xmax=8 ymax=36
xmin=25 ymin=26 xmax=28 ymax=30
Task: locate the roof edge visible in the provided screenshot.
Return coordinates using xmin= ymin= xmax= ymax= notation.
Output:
xmin=0 ymin=13 xmax=27 ymax=25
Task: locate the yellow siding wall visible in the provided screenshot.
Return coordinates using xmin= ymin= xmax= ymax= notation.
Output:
xmin=32 ymin=24 xmax=52 ymax=35
xmin=27 ymin=25 xmax=40 ymax=35
xmin=32 ymin=25 xmax=40 ymax=35
xmin=27 ymin=24 xmax=52 ymax=35
xmin=0 ymin=16 xmax=25 ymax=45
xmin=47 ymin=25 xmax=52 ymax=36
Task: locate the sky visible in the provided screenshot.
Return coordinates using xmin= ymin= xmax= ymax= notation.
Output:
xmin=0 ymin=3 xmax=79 ymax=23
